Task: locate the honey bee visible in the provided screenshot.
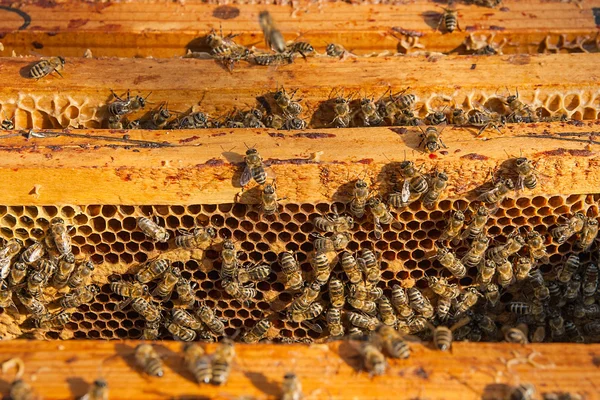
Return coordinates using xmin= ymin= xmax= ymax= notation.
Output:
xmin=422 ymin=171 xmax=448 ymax=208
xmin=261 ymin=183 xmax=284 ymax=216
xmin=131 ymin=296 xmax=161 ymax=322
xmin=326 ymin=43 xmax=350 ymax=58
xmin=171 ymin=308 xmax=202 ymax=330
xmin=29 ymin=56 xmax=66 ymax=79
xmin=390 ymin=87 xmax=417 ymax=111
xmin=241 ymin=318 xmax=271 ymax=343
xmin=141 ymin=319 xmax=161 ymax=340
xmin=47 ymin=217 xmax=72 ymax=256
xmin=406 ymin=315 xmax=428 ymax=334
xmin=496 ymin=259 xmax=515 ymax=287
xmin=289 ymin=282 xmax=321 ymax=313
xmin=279 ymin=251 xmax=303 ymax=291
xmin=507 ymin=384 xmax=536 ymax=400
xmin=108 ymin=90 xmax=151 ymax=117
xmin=1 ymin=111 xmax=14 ymax=130
xmin=328 ymin=278 xmax=345 ymax=308
xmin=506 ymin=302 xmax=532 ymax=315
xmin=348 ymin=296 xmax=377 ymax=315
xmin=349 ymin=178 xmax=370 ymax=218
xmin=367 ymin=197 xmax=393 ymax=240
xmin=178 ymin=111 xmax=211 ymax=129
xmin=311 ymin=250 xmax=332 ymax=285
xmin=525 ymin=231 xmax=548 ymax=262
xmin=274 ymin=86 xmax=303 ymax=117
xmin=206 ymin=25 xmax=238 ymax=50
xmin=437 ymin=7 xmax=460 ymax=33
xmin=479 ymin=177 xmax=514 ymax=207
xmin=290 ymin=301 xmax=324 ymax=324
xmin=80 ymin=379 xmax=108 ymax=400
xmin=287 ymin=40 xmax=314 ymax=58
xmin=212 ymin=338 xmax=235 ymax=385
xmin=551 ymin=213 xmax=585 ymax=244
xmin=136 ymin=259 xmax=170 ymax=284
xmin=183 ymin=343 xmax=212 ymax=384
xmin=152 ymin=267 xmax=181 ymax=299
xmin=356 ymin=339 xmax=386 ymax=376
xmin=125 ymin=118 xmax=141 ymax=130
xmin=196 ymin=304 xmax=225 ymax=336
xmin=440 ymin=210 xmax=465 ymax=242
xmin=355 ymin=96 xmax=383 ymax=127
xmin=242 ymin=109 xmax=266 ymax=128
xmin=527 ymin=269 xmax=549 ymax=301
xmin=582 ymin=263 xmax=598 ymax=304
xmin=166 ymin=320 xmax=197 ymax=342
xmin=514 ymin=256 xmax=533 ymax=281
xmin=36 ymin=310 xmax=71 ymax=329
xmin=340 ymin=251 xmax=362 ymax=284
xmin=564 ymin=275 xmax=581 ymax=301
xmin=20 ymin=241 xmax=44 ymax=266
xmin=220 ymin=239 xmax=239 ymax=280
xmin=241 ymin=146 xmax=273 ymax=187
xmin=67 ymin=261 xmax=94 ymax=289
xmin=436 ymin=296 xmax=452 ymax=322
xmin=9 ymin=379 xmax=37 ymax=400
xmin=487 ymin=232 xmax=525 ymax=264
xmin=252 ymin=52 xmax=296 ymax=66
xmin=558 ymin=254 xmax=580 ymax=283
xmin=462 ymin=233 xmax=490 ymax=269
xmin=389 ymin=161 xmax=428 ymax=209
xmin=455 ymin=287 xmax=482 ymax=315
xmin=326 ymin=307 xmax=345 ymax=337
xmin=483 ymin=282 xmax=500 ymax=307
xmin=435 ymin=245 xmax=466 ymax=279
xmin=347 ymin=311 xmax=379 ymax=330
xmin=565 ymin=320 xmax=584 ymax=343
xmin=313 ymin=204 xmax=354 ymax=233
xmin=390 ymin=285 xmax=413 ymax=319
xmin=135 ymin=344 xmax=164 ymax=377
xmin=25 ymin=270 xmax=47 ymax=299
xmin=514 ymin=157 xmax=540 ymax=191
xmin=461 ymin=206 xmax=489 ymax=240
xmin=430 ymin=317 xmax=471 ymax=352
xmin=504 ymin=88 xmax=532 ymax=118
xmin=52 ymin=253 xmax=75 ymax=288
xmin=281 ymin=372 xmax=302 ymax=400
xmin=426 ymin=276 xmax=460 ymax=299
xmin=407 ymin=287 xmax=434 ymax=318
xmin=378 ymin=297 xmax=397 ymax=327
xmin=16 ymin=289 xmax=45 ymax=317
xmin=175 ymin=278 xmax=197 ymax=307
xmin=0 ymin=280 xmax=18 ymax=316
xmin=60 ymin=284 xmax=98 ymax=309
xmin=222 ymin=279 xmax=256 ymax=302
xmin=137 ymin=217 xmax=170 ymax=243
xmin=175 ymin=226 xmax=216 ymax=250
xmin=549 ymin=313 xmax=566 ymax=339
xmin=329 ymin=232 xmax=351 ymax=251
xmin=418 ymin=122 xmax=448 ymax=153
xmin=577 ymin=216 xmax=598 ymax=250
xmin=331 ymin=92 xmax=353 ymax=128
xmin=449 ymin=107 xmax=468 ymax=125
xmin=468 ymin=105 xmax=506 ymax=136
xmin=238 ymin=263 xmax=271 ymax=284
xmin=212 ymin=46 xmax=250 ymax=72
xmin=357 ymin=249 xmax=380 ymax=287
xmin=258 ymin=11 xmax=286 ymax=53
xmin=502 ymin=323 xmax=529 ymax=344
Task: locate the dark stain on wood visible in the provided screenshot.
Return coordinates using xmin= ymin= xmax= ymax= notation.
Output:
xmin=132 ymin=74 xmax=161 ymax=85
xmin=537 ymin=148 xmax=593 ymax=157
xmin=179 ymin=136 xmax=201 ymax=144
xmin=471 ymin=64 xmax=476 ymax=70
xmin=31 ymin=41 xmax=43 ymax=49
xmin=489 ymin=25 xmax=505 ymax=31
xmin=211 ymin=132 xmax=226 ymax=137
xmin=507 ymin=54 xmax=531 ymax=65
xmin=292 ymin=132 xmax=336 ymax=139
xmin=212 ymin=5 xmax=240 ymax=20
xmin=593 ymin=8 xmax=600 ymax=26
xmin=461 ymin=153 xmax=489 ymax=160
xmin=199 ymin=158 xmax=225 ymax=167
xmin=0 ymin=5 xmax=31 ymax=30
xmin=389 ymin=127 xmax=408 ymax=136
xmin=268 ymin=132 xmax=285 ymax=138
xmin=414 ymin=367 xmax=429 ymax=380
xmin=68 ymin=19 xmax=89 ymax=29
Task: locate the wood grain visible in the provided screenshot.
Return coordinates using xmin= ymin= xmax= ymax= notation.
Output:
xmin=0 ymin=340 xmax=597 ymax=399
xmin=0 ymin=122 xmax=597 ymax=205
xmin=0 ymin=1 xmax=598 ymax=57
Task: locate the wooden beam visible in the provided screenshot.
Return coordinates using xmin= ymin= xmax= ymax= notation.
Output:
xmin=0 ymin=1 xmax=598 ymax=57
xmin=0 ymin=122 xmax=597 ymax=205
xmin=0 ymin=340 xmax=597 ymax=399
xmin=1 ymin=54 xmax=600 ymax=130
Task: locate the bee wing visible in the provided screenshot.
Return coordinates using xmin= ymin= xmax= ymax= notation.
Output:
xmin=401 ymin=180 xmax=411 ymax=203
xmin=301 ymin=320 xmax=323 ymax=333
xmin=4 ymin=301 xmax=19 ymax=318
xmin=239 ymin=166 xmax=253 ymax=187
xmin=116 ymin=297 xmax=133 ymax=311
xmin=357 ymin=257 xmax=367 ymax=273
xmin=264 ymin=165 xmax=277 ymax=181
xmin=373 ymin=218 xmax=383 ymax=240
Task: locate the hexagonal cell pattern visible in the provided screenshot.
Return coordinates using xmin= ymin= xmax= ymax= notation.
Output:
xmin=0 ymin=194 xmax=598 ymax=343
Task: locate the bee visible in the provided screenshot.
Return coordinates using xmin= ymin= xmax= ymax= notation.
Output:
xmin=328 ymin=278 xmax=345 ymax=308
xmin=137 ymin=217 xmax=170 ymax=243
xmin=390 ymin=285 xmax=413 ymax=319
xmin=468 ymin=104 xmax=506 ymax=136
xmin=584 ymin=321 xmax=600 ymax=335
xmin=125 ymin=118 xmax=141 ymax=129
xmin=108 ymin=90 xmax=151 ymax=117
xmin=507 ymin=384 xmax=536 ymax=400
xmin=390 ymin=87 xmax=417 ymax=111
xmin=36 ymin=310 xmax=71 ymax=329
xmin=462 ymin=234 xmax=490 ymax=269
xmin=261 ymin=183 xmax=284 ymax=216
xmin=313 ymin=204 xmax=354 ymax=233
xmin=242 ymin=109 xmax=266 ymax=128
xmin=206 ymin=25 xmax=238 ymax=50
xmin=514 ymin=157 xmax=539 ymax=191
xmin=326 ymin=43 xmax=350 ymax=58
xmin=582 ymin=263 xmax=598 ymax=304
xmin=506 ymin=301 xmax=532 ymax=315
xmin=502 ymin=323 xmax=529 ymax=344
xmin=372 ymin=324 xmax=409 ymax=359
xmin=496 ymin=259 xmax=515 ymax=287
xmin=461 ymin=206 xmax=489 ymax=240
xmin=1 ymin=111 xmax=14 ymax=130
xmin=60 ymin=284 xmax=98 ymax=309
xmin=141 ymin=319 xmax=161 ymax=340
xmin=290 ymin=301 xmax=324 ymax=323
xmin=212 ymin=338 xmax=235 ymax=385
xmin=349 ymin=179 xmax=370 ymax=218
xmin=437 ymin=7 xmax=460 ymax=33
xmin=264 ymin=114 xmax=285 ymax=129
xmin=183 ymin=343 xmax=212 ymax=384
xmin=367 ymin=197 xmax=393 ymax=240
xmin=175 ymin=226 xmax=216 ymax=250
xmin=348 ymin=296 xmax=377 ymax=315
xmin=279 ymin=252 xmax=303 ymax=291
xmin=422 ymin=171 xmax=448 ymax=208
xmin=479 ymin=177 xmax=514 ymax=206
xmin=407 ymin=287 xmax=434 ymax=318
xmin=356 ymin=339 xmax=386 ymax=376
xmin=212 ymin=45 xmax=250 ymax=72
xmin=397 ymin=108 xmax=421 ymax=126
xmin=178 ymin=111 xmax=210 ymax=129
xmin=287 ymin=41 xmax=314 ymax=59
xmin=378 ymin=297 xmax=397 ymax=327
xmin=357 ymin=249 xmax=380 ymax=287
xmin=8 ymin=261 xmax=28 ymax=289
xmin=565 ymin=320 xmax=585 ymax=343
xmin=222 ymin=279 xmax=256 ymax=302
xmin=558 ymin=254 xmax=580 ymax=283
xmin=355 ymin=96 xmax=383 ymax=127
xmin=175 ymin=278 xmax=197 ymax=307
xmin=330 ymin=232 xmax=351 ymax=251
xmin=289 ymin=281 xmax=321 ymax=314
xmin=528 ymin=269 xmax=549 ymax=301
xmin=67 ymin=261 xmax=94 ymax=289
xmin=10 ymin=379 xmax=37 ymax=400
xmin=440 ymin=210 xmax=465 ymax=242
xmin=549 ymin=313 xmax=566 ymax=339
xmin=131 ymin=296 xmax=161 ymax=322
xmin=152 ymin=267 xmax=181 ymax=299
xmin=29 ymin=56 xmax=66 ymax=79
xmin=340 ymin=251 xmax=362 ymax=284
xmin=347 ymin=311 xmax=379 ymax=330
xmin=107 ymin=115 xmax=123 ymax=129
xmin=220 ymin=239 xmax=239 ymax=280
xmin=525 ymin=231 xmax=548 ymax=262
xmin=135 ymin=344 xmax=164 ymax=377
xmin=241 ymin=146 xmax=272 ymax=187
xmin=350 ymin=282 xmax=383 ymax=301
xmin=436 ymin=246 xmax=466 ymax=279
xmin=274 ymin=86 xmax=303 ymax=117
xmin=171 ymin=308 xmax=202 ymax=330
xmin=241 ymin=318 xmax=271 ymax=343
xmin=406 ymin=315 xmax=428 ymax=334
xmin=26 ymin=270 xmax=47 ymax=299
xmin=281 ymin=114 xmax=307 ymax=130
xmin=436 ymin=296 xmax=452 ymax=322
xmin=0 ymin=280 xmax=18 ymax=316
xmin=166 ymin=320 xmax=197 ymax=342
xmin=136 ymin=259 xmax=170 ymax=284
xmin=577 ymin=216 xmax=598 ymax=250
xmin=258 ymin=11 xmax=286 ymax=53
xmin=483 ymin=282 xmax=500 ymax=307
xmin=46 ymin=217 xmax=72 ymax=256
xmin=311 ymin=250 xmax=332 ymax=285
xmin=0 ymin=239 xmax=22 ymax=279
xmin=282 ymin=372 xmax=302 ymax=400
xmin=80 ymin=379 xmax=109 ymax=400
xmin=430 ymin=317 xmax=471 ymax=352
xmin=331 ymin=93 xmax=353 ymax=128
xmin=237 ymin=263 xmax=271 ymax=284
xmin=551 ymin=212 xmax=586 ymax=244
xmin=389 ymin=162 xmax=429 ymax=209
xmin=253 ymin=52 xmax=295 ymax=66
xmin=426 ymin=276 xmax=460 ymax=299
xmin=196 ymin=304 xmax=225 ymax=336
xmin=326 ymin=307 xmax=345 ymax=337
xmin=487 ymin=232 xmax=525 ymax=264
xmin=20 ymin=241 xmax=44 ymax=266
xmin=473 ymin=313 xmax=497 ymax=339
xmin=52 ymin=253 xmax=75 ymax=288
xmin=504 ymin=88 xmax=531 ymax=117
xmin=564 ymin=275 xmax=581 ymax=301
xmin=514 ymin=256 xmax=533 ymax=281
xmin=449 ymin=107 xmax=468 ymax=125
xmin=16 ymin=289 xmax=45 ymax=317
xmin=455 ymin=287 xmax=482 ymax=315
xmin=424 ymin=107 xmax=448 ymax=126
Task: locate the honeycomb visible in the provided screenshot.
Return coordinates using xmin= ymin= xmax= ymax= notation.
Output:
xmin=0 ymin=192 xmax=597 ymax=342
xmin=0 ymin=88 xmax=598 ymax=130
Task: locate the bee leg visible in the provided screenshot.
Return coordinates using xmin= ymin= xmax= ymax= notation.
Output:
xmin=439 ymin=138 xmax=448 ymax=149
xmin=475 ymin=124 xmax=488 ymax=137
xmin=54 ymin=69 xmax=64 ymax=78
xmin=298 ymin=51 xmax=307 ymax=61
xmin=418 ymin=134 xmax=425 ymax=148
xmin=435 ymin=15 xmax=444 ymax=33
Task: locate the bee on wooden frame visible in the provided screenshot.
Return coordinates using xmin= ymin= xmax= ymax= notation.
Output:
xmin=418 ymin=122 xmax=448 ymax=153
xmin=29 ymin=56 xmax=66 ymax=79
xmin=436 ymin=4 xmax=461 ymax=34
